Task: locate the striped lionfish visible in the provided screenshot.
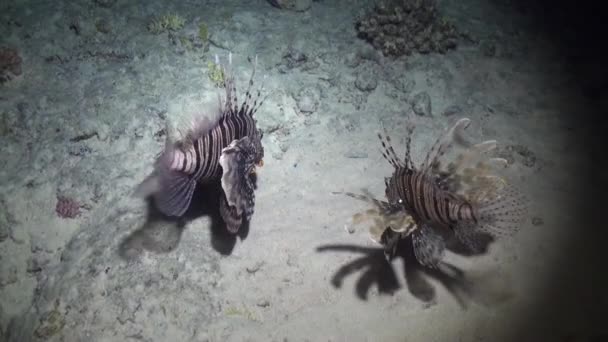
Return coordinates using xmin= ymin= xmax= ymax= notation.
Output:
xmin=335 ymin=118 xmax=527 ymax=268
xmin=136 ymin=54 xmax=267 ymax=233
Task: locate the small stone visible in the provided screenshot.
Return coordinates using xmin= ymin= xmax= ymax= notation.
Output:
xmin=286 ymin=254 xmax=298 ymax=267
xmin=0 ymin=262 xmax=18 ymax=287
xmin=27 ymin=256 xmax=48 ymax=273
xmin=355 ymin=66 xmax=378 ymax=92
xmin=0 ymin=224 xmax=7 ymax=242
xmin=94 ymin=0 xmax=117 ymax=8
xmin=0 ymin=306 xmax=4 ymax=339
xmin=256 ymin=299 xmax=270 ymax=308
xmin=10 ymin=226 xmax=27 ymax=244
xmin=68 ymin=144 xmax=92 ymax=157
xmin=330 ymin=114 xmax=360 ymax=134
xmin=96 ymin=123 xmax=110 ymax=141
xmin=531 ymin=217 xmax=543 ymax=226
xmin=281 ymin=47 xmax=308 ymax=70
xmin=480 ymin=40 xmax=497 ymax=57
xmin=511 ymin=144 xmax=536 ymax=168
xmin=343 ymin=52 xmax=360 ymax=68
xmin=344 ymin=224 xmax=355 ymax=234
xmin=268 ymin=0 xmax=312 ymax=12
xmin=30 ymin=233 xmax=54 ymax=253
xmin=34 ymin=309 xmax=65 ymax=339
xmin=296 ymin=87 xmax=320 ymax=114
xmin=442 ymin=105 xmax=461 ymax=116
xmin=0 ymin=206 xmax=8 ymax=241
xmin=411 ymin=92 xmax=432 ymax=116
xmin=95 ymin=19 xmax=111 ymax=34
xmin=396 ymin=78 xmax=415 ymax=94
xmin=344 ymin=151 xmax=368 ymax=159
xmin=246 ymin=261 xmax=264 ymax=274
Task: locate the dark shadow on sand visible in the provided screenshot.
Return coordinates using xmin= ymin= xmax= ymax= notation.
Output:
xmin=316 ymin=232 xmax=495 ymax=308
xmin=118 ymin=181 xmax=250 ymax=260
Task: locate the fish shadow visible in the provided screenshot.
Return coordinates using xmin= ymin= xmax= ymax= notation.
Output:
xmin=118 ymin=181 xmax=250 ymax=260
xmin=316 ymin=232 xmax=495 ymax=308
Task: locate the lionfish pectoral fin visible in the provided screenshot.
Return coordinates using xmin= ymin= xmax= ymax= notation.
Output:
xmin=368 ymin=223 xmax=386 ymax=245
xmin=380 ymin=228 xmax=403 ymax=261
xmin=137 ymin=135 xmax=198 ymax=217
xmin=453 ymin=221 xmax=484 ymax=253
xmin=411 ymin=224 xmax=445 ymax=268
xmin=432 ymin=133 xmax=508 ymax=200
xmin=219 ymin=137 xmax=258 ymax=233
xmin=219 ymin=193 xmax=243 ymax=234
xmin=152 ymin=170 xmax=197 ymax=217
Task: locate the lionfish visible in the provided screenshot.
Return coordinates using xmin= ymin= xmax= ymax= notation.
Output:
xmin=136 ymin=54 xmax=267 ymax=233
xmin=335 ymin=118 xmax=527 ymax=268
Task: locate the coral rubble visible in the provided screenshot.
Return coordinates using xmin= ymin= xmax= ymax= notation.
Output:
xmin=355 ymin=0 xmax=459 ymax=57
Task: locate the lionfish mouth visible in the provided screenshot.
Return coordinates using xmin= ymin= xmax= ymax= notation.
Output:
xmin=249 ymin=160 xmax=264 ymax=176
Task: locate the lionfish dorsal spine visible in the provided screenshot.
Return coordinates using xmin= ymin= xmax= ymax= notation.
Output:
xmin=403 ymin=123 xmax=415 ymax=170
xmin=377 ymin=124 xmax=405 ymax=169
xmin=420 ymin=118 xmax=471 ymax=173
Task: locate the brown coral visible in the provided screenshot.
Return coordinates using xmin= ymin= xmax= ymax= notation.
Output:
xmin=355 ymin=0 xmax=459 ymax=57
xmin=55 ymin=196 xmax=81 ymax=219
xmin=0 ymin=47 xmax=22 ymax=83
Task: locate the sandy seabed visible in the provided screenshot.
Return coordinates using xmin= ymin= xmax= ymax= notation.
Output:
xmin=1 ymin=0 xmax=606 ymax=341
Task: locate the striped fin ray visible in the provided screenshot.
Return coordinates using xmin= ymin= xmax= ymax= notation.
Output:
xmin=376 ymin=122 xmax=416 ymax=171
xmin=217 ymin=53 xmax=237 ymax=115
xmin=377 ymin=125 xmax=405 ymax=169
xmin=403 ymin=123 xmax=415 ymax=169
xmin=217 ymin=53 xmax=269 ymax=119
xmin=239 ymin=55 xmax=270 ymax=118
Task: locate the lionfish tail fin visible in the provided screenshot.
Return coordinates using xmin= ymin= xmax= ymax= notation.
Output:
xmin=471 ymin=182 xmax=528 ymax=237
